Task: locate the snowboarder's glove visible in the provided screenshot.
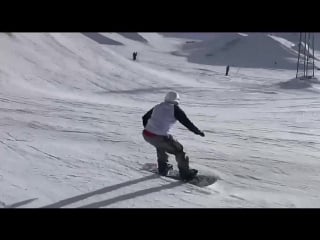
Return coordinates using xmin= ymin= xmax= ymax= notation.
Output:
xmin=198 ymin=131 xmax=205 ymax=137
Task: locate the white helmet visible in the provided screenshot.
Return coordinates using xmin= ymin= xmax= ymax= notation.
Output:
xmin=164 ymin=91 xmax=180 ymax=105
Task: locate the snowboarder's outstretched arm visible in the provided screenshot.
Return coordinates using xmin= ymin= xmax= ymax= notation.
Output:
xmin=142 ymin=108 xmax=153 ymax=127
xmin=174 ymin=105 xmax=205 ymax=136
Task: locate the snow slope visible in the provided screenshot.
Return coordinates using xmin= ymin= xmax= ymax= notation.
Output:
xmin=1 ymin=32 xmax=320 ymax=208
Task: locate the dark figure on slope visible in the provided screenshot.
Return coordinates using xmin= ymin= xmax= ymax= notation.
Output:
xmin=225 ymin=65 xmax=230 ymax=76
xmin=142 ymin=91 xmax=205 ymax=180
xmin=133 ymin=51 xmax=137 ymax=61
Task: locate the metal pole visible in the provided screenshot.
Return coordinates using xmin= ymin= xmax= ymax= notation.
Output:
xmin=313 ymin=33 xmax=315 ymax=77
xmin=303 ymin=33 xmax=307 ymax=78
xmin=296 ymin=32 xmax=302 ymax=78
xmin=306 ymin=33 xmax=310 ymax=77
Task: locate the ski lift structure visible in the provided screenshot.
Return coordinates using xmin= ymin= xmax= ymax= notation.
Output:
xmin=296 ymin=32 xmax=317 ymax=80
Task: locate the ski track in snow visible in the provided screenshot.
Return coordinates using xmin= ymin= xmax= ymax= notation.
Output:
xmin=1 ymin=32 xmax=320 ymax=208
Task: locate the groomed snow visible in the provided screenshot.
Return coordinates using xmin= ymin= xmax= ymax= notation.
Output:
xmin=1 ymin=32 xmax=320 ymax=208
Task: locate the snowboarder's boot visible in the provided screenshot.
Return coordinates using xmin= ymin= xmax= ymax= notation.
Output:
xmin=179 ymin=169 xmax=198 ymax=181
xmin=158 ymin=163 xmax=173 ymax=176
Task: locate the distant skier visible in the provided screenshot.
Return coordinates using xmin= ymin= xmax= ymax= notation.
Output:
xmin=133 ymin=51 xmax=137 ymax=61
xmin=142 ymin=91 xmax=205 ymax=180
xmin=225 ymin=65 xmax=230 ymax=76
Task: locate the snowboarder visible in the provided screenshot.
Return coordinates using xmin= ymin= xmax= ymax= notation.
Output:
xmin=142 ymin=91 xmax=205 ymax=180
xmin=225 ymin=65 xmax=230 ymax=76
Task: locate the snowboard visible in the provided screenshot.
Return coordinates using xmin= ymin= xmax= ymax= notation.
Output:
xmin=142 ymin=163 xmax=217 ymax=187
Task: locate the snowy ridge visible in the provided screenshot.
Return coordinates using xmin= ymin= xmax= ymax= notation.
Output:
xmin=174 ymin=33 xmax=300 ymax=69
xmin=1 ymin=33 xmax=320 ymax=208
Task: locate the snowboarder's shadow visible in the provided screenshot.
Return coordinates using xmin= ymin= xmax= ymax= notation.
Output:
xmin=80 ymin=180 xmax=183 ymax=208
xmin=42 ymin=174 xmax=182 ymax=208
